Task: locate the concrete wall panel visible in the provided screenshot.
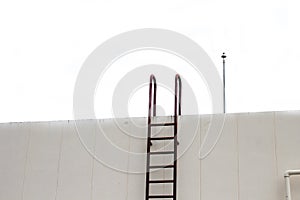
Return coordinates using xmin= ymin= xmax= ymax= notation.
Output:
xmin=0 ymin=111 xmax=300 ymax=200
xmin=201 ymin=114 xmax=238 ymax=200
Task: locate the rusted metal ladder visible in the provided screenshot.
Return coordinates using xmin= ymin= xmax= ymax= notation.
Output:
xmin=145 ymin=74 xmax=182 ymax=200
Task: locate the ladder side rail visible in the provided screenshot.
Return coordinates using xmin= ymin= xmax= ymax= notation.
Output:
xmin=148 ymin=74 xmax=157 ymax=123
xmin=146 ymin=74 xmax=157 ymax=200
xmin=173 ymin=74 xmax=182 ymax=200
xmin=174 ymin=74 xmax=182 ymax=116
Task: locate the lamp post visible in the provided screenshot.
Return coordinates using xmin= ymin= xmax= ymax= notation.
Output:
xmin=221 ymin=52 xmax=226 ymax=113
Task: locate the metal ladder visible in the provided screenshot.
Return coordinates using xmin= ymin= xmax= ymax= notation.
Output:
xmin=145 ymin=74 xmax=182 ymax=200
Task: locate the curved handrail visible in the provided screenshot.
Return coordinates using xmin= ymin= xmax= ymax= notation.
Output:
xmin=148 ymin=74 xmax=157 ymax=124
xmin=284 ymin=170 xmax=300 ymax=200
xmin=174 ymin=74 xmax=182 ymax=116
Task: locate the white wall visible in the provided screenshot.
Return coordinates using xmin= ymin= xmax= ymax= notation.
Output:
xmin=0 ymin=111 xmax=300 ymax=200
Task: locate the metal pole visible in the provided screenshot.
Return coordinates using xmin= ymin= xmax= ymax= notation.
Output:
xmin=284 ymin=169 xmax=300 ymax=200
xmin=221 ymin=52 xmax=227 ymax=113
xmin=285 ymin=175 xmax=291 ymax=200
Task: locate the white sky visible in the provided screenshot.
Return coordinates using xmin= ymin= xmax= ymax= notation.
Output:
xmin=0 ymin=0 xmax=299 ymax=123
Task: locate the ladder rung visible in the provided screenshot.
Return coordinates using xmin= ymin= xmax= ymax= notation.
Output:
xmin=149 ymin=179 xmax=174 ymax=183
xmin=148 ymin=195 xmax=174 ymax=198
xmin=150 ymin=123 xmax=175 ymax=127
xmin=150 ymin=151 xmax=174 ymax=155
xmin=149 ymin=165 xmax=174 ymax=169
xmin=150 ymin=136 xmax=174 ymax=140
